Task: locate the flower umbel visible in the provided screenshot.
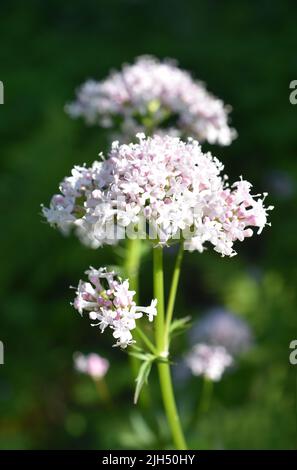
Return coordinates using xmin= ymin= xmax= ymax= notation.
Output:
xmin=186 ymin=343 xmax=233 ymax=381
xmin=43 ymin=134 xmax=273 ymax=256
xmin=66 ymin=55 xmax=236 ymax=145
xmin=72 ymin=267 xmax=157 ymax=348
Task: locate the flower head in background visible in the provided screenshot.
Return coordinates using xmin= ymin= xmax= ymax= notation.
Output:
xmin=186 ymin=343 xmax=233 ymax=381
xmin=74 ymin=352 xmax=109 ymax=379
xmin=72 ymin=267 xmax=157 ymax=348
xmin=66 ymin=55 xmax=236 ymax=145
xmin=189 ymin=308 xmax=253 ymax=356
xmin=43 ymin=134 xmax=272 ymax=256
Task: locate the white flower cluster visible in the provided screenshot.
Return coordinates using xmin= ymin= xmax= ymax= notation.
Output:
xmin=42 ymin=161 xmax=107 ymax=248
xmin=186 ymin=343 xmax=233 ymax=381
xmin=74 ymin=352 xmax=109 ymax=379
xmin=66 ymin=55 xmax=236 ymax=146
xmin=73 ymin=267 xmax=157 ymax=348
xmin=43 ymin=134 xmax=272 ymax=257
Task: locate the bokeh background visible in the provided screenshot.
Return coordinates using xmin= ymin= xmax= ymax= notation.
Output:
xmin=0 ymin=0 xmax=296 ymax=449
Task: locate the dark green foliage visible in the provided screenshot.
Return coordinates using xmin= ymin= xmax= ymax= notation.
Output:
xmin=0 ymin=0 xmax=296 ymax=449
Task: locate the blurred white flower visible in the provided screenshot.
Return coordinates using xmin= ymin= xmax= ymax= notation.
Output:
xmin=189 ymin=308 xmax=253 ymax=356
xmin=74 ymin=352 xmax=109 ymax=379
xmin=186 ymin=343 xmax=233 ymax=381
xmin=65 ymin=55 xmax=236 ymax=146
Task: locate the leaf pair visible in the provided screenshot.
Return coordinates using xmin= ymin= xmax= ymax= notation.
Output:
xmin=130 ymin=315 xmax=191 ymax=404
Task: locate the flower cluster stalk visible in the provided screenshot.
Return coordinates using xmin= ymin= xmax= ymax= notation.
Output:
xmin=124 ymin=238 xmax=141 ymax=302
xmin=153 ymin=247 xmax=187 ymax=450
xmin=124 ymin=238 xmax=142 ymax=379
xmin=164 ymin=244 xmax=184 ymax=351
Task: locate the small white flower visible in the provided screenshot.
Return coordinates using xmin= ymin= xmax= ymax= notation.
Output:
xmin=112 ymin=324 xmax=134 ymax=349
xmin=135 ymin=299 xmax=158 ymax=322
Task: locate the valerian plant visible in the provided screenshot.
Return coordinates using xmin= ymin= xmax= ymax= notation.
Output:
xmin=65 ymin=56 xmax=238 ymax=389
xmin=42 ymin=133 xmax=272 ymax=449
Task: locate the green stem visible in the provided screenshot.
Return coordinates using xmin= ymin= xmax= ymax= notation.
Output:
xmin=136 ymin=327 xmax=157 ymax=355
xmin=199 ymin=376 xmax=213 ymax=415
xmin=153 ymin=248 xmax=165 ymax=353
xmin=164 ymin=243 xmax=184 ymax=349
xmin=125 ymin=238 xmax=141 ymax=302
xmin=188 ymin=377 xmax=213 ymax=431
xmin=153 ymin=247 xmax=187 ymax=450
xmin=94 ymin=377 xmax=112 ymax=406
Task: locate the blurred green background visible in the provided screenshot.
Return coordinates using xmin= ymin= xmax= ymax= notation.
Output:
xmin=0 ymin=0 xmax=296 ymax=449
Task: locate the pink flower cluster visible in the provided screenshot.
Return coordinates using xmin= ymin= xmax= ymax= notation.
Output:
xmin=73 ymin=267 xmax=157 ymax=348
xmin=186 ymin=343 xmax=233 ymax=381
xmin=43 ymin=135 xmax=272 ymax=257
xmin=74 ymin=352 xmax=109 ymax=379
xmin=66 ymin=55 xmax=236 ymax=145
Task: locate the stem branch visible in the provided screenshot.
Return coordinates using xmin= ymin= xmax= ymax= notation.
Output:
xmin=164 ymin=244 xmax=184 ymax=348
xmin=136 ymin=327 xmax=157 ymax=355
xmin=153 ymin=247 xmax=187 ymax=450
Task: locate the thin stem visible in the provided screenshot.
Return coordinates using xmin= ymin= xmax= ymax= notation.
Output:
xmin=153 ymin=247 xmax=187 ymax=450
xmin=125 ymin=238 xmax=141 ymax=302
xmin=94 ymin=377 xmax=112 ymax=406
xmin=188 ymin=376 xmax=213 ymax=431
xmin=164 ymin=243 xmax=184 ymax=348
xmin=153 ymin=247 xmax=165 ymax=353
xmin=199 ymin=376 xmax=213 ymax=415
xmin=157 ymin=362 xmax=187 ymax=449
xmin=136 ymin=327 xmax=158 ymax=355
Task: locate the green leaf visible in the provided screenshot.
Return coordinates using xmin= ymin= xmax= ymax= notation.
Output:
xmin=128 ymin=350 xmax=154 ymax=361
xmin=169 ymin=315 xmax=192 ymax=339
xmin=127 ymin=345 xmax=155 ymax=362
xmin=134 ymin=359 xmax=153 ymax=405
